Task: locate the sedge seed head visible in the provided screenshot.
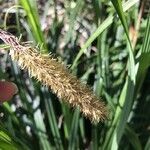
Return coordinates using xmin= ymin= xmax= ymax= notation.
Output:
xmin=0 ymin=29 xmax=108 ymax=123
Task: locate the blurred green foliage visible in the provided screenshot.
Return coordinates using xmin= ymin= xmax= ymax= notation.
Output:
xmin=0 ymin=0 xmax=150 ymax=149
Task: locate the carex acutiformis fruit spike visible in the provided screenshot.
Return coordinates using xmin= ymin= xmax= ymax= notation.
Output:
xmin=0 ymin=29 xmax=108 ymax=123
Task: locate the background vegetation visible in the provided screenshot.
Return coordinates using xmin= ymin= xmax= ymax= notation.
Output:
xmin=0 ymin=0 xmax=150 ymax=149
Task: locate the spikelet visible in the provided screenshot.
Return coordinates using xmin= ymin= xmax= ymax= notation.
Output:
xmin=0 ymin=29 xmax=108 ymax=123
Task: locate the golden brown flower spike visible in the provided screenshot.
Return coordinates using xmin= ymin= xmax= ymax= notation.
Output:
xmin=0 ymin=29 xmax=108 ymax=123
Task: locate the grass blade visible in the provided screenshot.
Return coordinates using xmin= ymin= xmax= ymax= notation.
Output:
xmin=68 ymin=108 xmax=80 ymax=150
xmin=43 ymin=88 xmax=64 ymax=150
xmin=135 ymin=15 xmax=150 ymax=93
xmin=19 ymin=0 xmax=47 ymax=52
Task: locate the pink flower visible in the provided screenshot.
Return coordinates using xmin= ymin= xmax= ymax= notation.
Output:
xmin=0 ymin=81 xmax=18 ymax=103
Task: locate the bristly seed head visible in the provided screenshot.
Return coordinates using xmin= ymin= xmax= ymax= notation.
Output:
xmin=0 ymin=29 xmax=108 ymax=123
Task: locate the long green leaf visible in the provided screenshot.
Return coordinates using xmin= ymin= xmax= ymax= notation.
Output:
xmin=43 ymin=89 xmax=64 ymax=150
xmin=68 ymin=108 xmax=80 ymax=150
xmin=135 ymin=15 xmax=150 ymax=94
xmin=19 ymin=0 xmax=47 ymax=52
xmin=111 ymin=0 xmax=135 ymax=81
